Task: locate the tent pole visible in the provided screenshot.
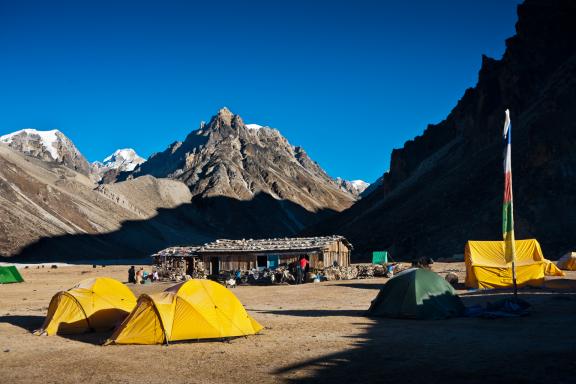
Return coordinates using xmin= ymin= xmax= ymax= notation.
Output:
xmin=511 ymin=259 xmax=518 ymax=299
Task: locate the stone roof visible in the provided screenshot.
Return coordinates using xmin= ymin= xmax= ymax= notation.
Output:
xmin=152 ymin=246 xmax=202 ymax=258
xmin=152 ymin=235 xmax=351 ymax=257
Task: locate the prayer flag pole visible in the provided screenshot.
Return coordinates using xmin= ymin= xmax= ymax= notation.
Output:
xmin=502 ymin=109 xmax=518 ymax=298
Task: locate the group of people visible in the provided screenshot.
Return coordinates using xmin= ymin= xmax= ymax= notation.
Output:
xmin=128 ymin=266 xmax=159 ymax=284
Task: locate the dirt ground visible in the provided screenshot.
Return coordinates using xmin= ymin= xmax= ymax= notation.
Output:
xmin=1 ymin=263 xmax=576 ymax=384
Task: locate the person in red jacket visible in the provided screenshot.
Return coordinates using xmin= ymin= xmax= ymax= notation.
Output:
xmin=297 ymin=256 xmax=309 ymax=284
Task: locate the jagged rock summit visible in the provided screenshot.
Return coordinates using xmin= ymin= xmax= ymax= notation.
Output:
xmin=0 ymin=128 xmax=90 ymax=175
xmin=124 ymin=107 xmax=356 ymax=213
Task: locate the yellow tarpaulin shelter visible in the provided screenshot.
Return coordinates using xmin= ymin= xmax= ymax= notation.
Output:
xmin=465 ymin=239 xmax=564 ymax=289
xmin=106 ymin=279 xmax=263 ymax=345
xmin=557 ymin=252 xmax=576 ymax=271
xmin=35 ymin=277 xmax=137 ymax=336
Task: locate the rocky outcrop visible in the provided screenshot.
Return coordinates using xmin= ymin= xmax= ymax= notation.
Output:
xmin=0 ymin=129 xmax=91 ymax=175
xmin=309 ymin=0 xmax=576 ymax=260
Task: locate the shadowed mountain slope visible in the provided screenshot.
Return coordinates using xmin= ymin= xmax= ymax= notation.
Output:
xmin=308 ymin=0 xmax=576 ymax=260
xmin=0 ymin=141 xmax=338 ymax=262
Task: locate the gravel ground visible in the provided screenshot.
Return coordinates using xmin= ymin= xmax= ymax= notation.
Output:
xmin=1 ymin=263 xmax=575 ymax=384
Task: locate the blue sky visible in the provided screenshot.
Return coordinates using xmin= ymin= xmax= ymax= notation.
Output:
xmin=0 ymin=0 xmax=521 ymax=182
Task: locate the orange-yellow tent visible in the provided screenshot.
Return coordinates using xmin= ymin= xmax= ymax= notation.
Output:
xmin=34 ymin=277 xmax=137 ymax=336
xmin=106 ymin=279 xmax=263 ymax=345
xmin=465 ymin=239 xmax=564 ymax=289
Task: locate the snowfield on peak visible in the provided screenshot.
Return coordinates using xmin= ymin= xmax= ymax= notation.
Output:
xmin=245 ymin=123 xmax=263 ymax=130
xmin=335 ymin=177 xmax=370 ymax=197
xmin=0 ymin=128 xmax=61 ymax=159
xmin=102 ymin=148 xmax=145 ymax=171
xmin=92 ymin=148 xmax=146 ymax=182
xmin=350 ymin=180 xmax=369 ymax=189
xmin=0 ymin=128 xmax=91 ymax=175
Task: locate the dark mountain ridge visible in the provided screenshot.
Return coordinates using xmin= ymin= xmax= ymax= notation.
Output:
xmin=308 ymin=0 xmax=576 ymax=260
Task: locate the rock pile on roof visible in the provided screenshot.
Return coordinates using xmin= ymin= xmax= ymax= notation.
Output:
xmin=152 ymin=235 xmax=351 ymax=256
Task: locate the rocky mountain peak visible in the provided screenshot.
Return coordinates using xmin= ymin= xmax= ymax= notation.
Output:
xmin=195 ymin=107 xmax=248 ymax=140
xmin=217 ymin=106 xmax=233 ymax=117
xmin=122 ymin=107 xmax=356 ymax=222
xmin=213 ymin=107 xmax=236 ymax=127
xmin=1 ymin=128 xmax=62 ymax=160
xmin=0 ymin=128 xmax=91 ymax=175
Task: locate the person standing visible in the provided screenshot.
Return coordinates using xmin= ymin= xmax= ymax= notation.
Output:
xmin=296 ymin=262 xmax=302 ymax=285
xmin=298 ymin=257 xmax=309 ymax=284
xmin=135 ymin=267 xmax=143 ymax=284
xmin=128 ymin=266 xmax=136 ymax=284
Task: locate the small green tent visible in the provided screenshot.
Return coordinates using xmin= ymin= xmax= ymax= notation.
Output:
xmin=368 ymin=268 xmax=463 ymax=319
xmin=0 ymin=266 xmax=24 ymax=284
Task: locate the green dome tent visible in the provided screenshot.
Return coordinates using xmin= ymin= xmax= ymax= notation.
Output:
xmin=368 ymin=268 xmax=464 ymax=319
xmin=0 ymin=266 xmax=24 ymax=284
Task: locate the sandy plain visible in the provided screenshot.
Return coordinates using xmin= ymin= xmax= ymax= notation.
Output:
xmin=1 ymin=263 xmax=575 ymax=384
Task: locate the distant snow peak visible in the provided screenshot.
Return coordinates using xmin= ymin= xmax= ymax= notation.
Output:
xmin=0 ymin=128 xmax=61 ymax=159
xmin=101 ymin=148 xmax=145 ymax=172
xmin=104 ymin=148 xmax=138 ymax=163
xmin=351 ymin=180 xmax=369 ymax=189
xmin=335 ymin=177 xmax=370 ymax=197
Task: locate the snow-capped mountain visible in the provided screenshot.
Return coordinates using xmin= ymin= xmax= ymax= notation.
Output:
xmin=335 ymin=177 xmax=369 ymax=197
xmin=102 ymin=148 xmax=145 ymax=172
xmin=0 ymin=128 xmax=91 ymax=174
xmin=92 ymin=148 xmax=145 ymax=182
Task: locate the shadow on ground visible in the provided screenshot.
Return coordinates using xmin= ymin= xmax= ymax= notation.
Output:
xmin=0 ymin=315 xmax=44 ymax=332
xmin=0 ymin=315 xmax=112 ymax=345
xmin=275 ymin=291 xmax=576 ymax=383
xmin=252 ymin=309 xmax=365 ymax=317
xmin=334 ymin=283 xmax=387 ymax=290
xmin=58 ymin=331 xmax=112 ymax=345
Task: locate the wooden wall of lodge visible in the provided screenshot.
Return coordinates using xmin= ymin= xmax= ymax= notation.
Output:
xmin=199 ymin=240 xmax=351 ymax=273
xmin=154 ymin=240 xmax=351 ymax=275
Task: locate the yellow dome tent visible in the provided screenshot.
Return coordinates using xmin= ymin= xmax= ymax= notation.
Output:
xmin=106 ymin=279 xmax=263 ymax=345
xmin=34 ymin=277 xmax=137 ymax=336
xmin=465 ymin=239 xmax=564 ymax=289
